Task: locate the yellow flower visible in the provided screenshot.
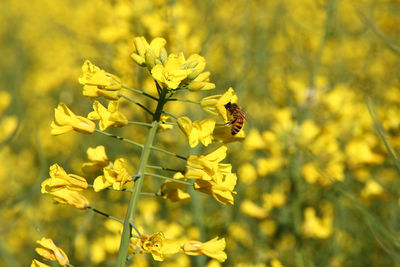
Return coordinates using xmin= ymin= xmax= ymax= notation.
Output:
xmin=82 ymin=145 xmax=110 ymax=173
xmin=35 ymin=237 xmax=69 ymax=266
xmin=200 ymin=87 xmax=238 ymax=122
xmin=257 ymin=157 xmax=283 ymax=176
xmin=186 ymin=70 xmax=215 ymax=91
xmin=0 ymin=90 xmax=11 ymax=115
xmin=361 ymin=179 xmax=385 ymax=199
xmin=238 ymin=163 xmax=258 ymax=184
xmin=240 ymin=200 xmax=268 ymax=219
xmin=50 ymin=103 xmax=96 ymax=135
xmin=185 ymin=145 xmax=228 ymax=181
xmin=87 ymin=101 xmax=128 ymax=130
xmin=243 ymin=129 xmax=265 ymax=150
xmin=78 ymin=60 xmax=122 ymax=100
xmin=173 ymin=53 xmax=215 ymax=90
xmin=184 ymin=54 xmax=206 ymax=80
xmin=158 ymin=173 xmax=191 ymax=203
xmin=0 ymin=115 xmax=18 ymax=142
xmin=271 ymin=259 xmax=284 ymax=267
xmin=194 ymin=172 xmax=237 ymax=205
xmin=302 ymin=205 xmax=333 ymax=239
xmin=183 ymin=237 xmax=227 ymax=262
xmin=187 ymin=80 xmax=216 ymax=91
xmin=93 ymin=158 xmax=131 ymax=192
xmin=158 ymin=115 xmax=174 ymax=132
xmin=131 ymin=36 xmax=167 ymax=68
xmin=131 ymin=232 xmax=180 ymax=261
xmin=345 ymin=138 xmax=384 ymax=166
xmin=151 ymin=53 xmax=191 ymax=89
xmin=177 ymin=116 xmax=215 ymax=147
xmin=41 ymin=164 xmax=88 ymax=193
xmin=213 ymin=124 xmax=246 ymax=143
xmin=31 ymin=260 xmax=50 ymax=267
xmin=49 ymin=188 xmax=90 ymax=209
xmin=262 ymin=191 xmax=287 ymax=211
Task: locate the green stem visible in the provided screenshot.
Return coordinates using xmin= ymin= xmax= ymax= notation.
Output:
xmin=116 ymin=86 xmax=168 ymax=267
xmin=86 ymin=205 xmax=124 ymax=224
xmin=94 ymin=129 xmax=144 ymax=149
xmin=140 ymin=192 xmax=160 ymax=196
xmin=160 ymin=121 xmax=177 ymax=126
xmin=167 ymin=98 xmax=200 ymax=104
xmin=144 ymin=172 xmax=192 ymax=185
xmin=308 ymin=0 xmax=336 ymax=90
xmin=162 ymin=110 xmax=178 ymax=120
xmin=150 ymin=145 xmax=187 ymax=160
xmin=146 ymin=165 xmax=183 ymax=173
xmin=122 ymin=85 xmax=158 ymax=101
xmin=128 ymin=121 xmax=153 ymax=127
xmin=289 ymin=154 xmax=305 ymax=267
xmin=118 ymin=93 xmax=154 ymax=116
xmin=88 ymin=184 xmax=133 ymax=193
xmin=188 ymin=185 xmax=207 ymax=266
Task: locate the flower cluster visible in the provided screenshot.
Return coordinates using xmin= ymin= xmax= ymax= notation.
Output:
xmin=39 ymin=35 xmax=246 ymax=265
xmin=41 ymin=164 xmax=89 ymax=209
xmin=129 ymin=232 xmax=227 ymax=263
xmin=32 ymin=238 xmax=69 ymax=267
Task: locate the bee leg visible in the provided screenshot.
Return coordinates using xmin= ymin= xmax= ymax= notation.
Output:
xmin=224 ymin=118 xmax=237 ymax=126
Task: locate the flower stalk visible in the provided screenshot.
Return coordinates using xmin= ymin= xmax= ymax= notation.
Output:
xmin=118 ymin=93 xmax=154 ymax=116
xmin=45 ymin=36 xmax=236 ymax=266
xmin=122 ymin=85 xmax=158 ymax=101
xmin=144 ymin=172 xmax=192 ymax=185
xmin=150 ymin=145 xmax=187 ymax=160
xmin=94 ymin=129 xmax=144 ymax=149
xmin=116 ymin=86 xmax=168 ymax=266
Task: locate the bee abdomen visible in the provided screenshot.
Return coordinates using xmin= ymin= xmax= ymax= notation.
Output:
xmin=231 ymin=117 xmax=244 ymax=135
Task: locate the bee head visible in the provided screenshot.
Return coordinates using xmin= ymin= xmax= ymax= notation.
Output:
xmin=224 ymin=102 xmax=232 ymax=109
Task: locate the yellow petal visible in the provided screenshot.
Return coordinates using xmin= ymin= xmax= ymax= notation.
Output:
xmin=151 ymin=64 xmax=164 ymax=82
xmin=93 ymin=175 xmax=113 ymax=192
xmin=31 ymin=260 xmax=51 ymax=267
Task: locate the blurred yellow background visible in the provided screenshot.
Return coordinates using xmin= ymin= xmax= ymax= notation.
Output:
xmin=1 ymin=0 xmax=400 ymax=266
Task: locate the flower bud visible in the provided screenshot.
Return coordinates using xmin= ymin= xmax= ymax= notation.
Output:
xmin=188 ymin=82 xmax=215 ymax=91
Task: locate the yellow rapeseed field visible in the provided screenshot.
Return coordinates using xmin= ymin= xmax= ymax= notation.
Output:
xmin=1 ymin=0 xmax=400 ymax=266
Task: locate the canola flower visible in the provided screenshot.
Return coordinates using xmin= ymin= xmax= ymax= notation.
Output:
xmin=2 ymin=0 xmax=398 ymax=266
xmin=34 ymin=238 xmax=69 ymax=266
xmin=41 ymin=36 xmax=244 ymax=266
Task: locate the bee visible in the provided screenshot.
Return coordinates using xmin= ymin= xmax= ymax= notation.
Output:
xmin=224 ymin=102 xmax=247 ymax=135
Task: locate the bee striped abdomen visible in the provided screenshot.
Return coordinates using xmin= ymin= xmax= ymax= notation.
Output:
xmin=224 ymin=102 xmax=246 ymax=135
xmin=231 ymin=115 xmax=244 ymax=135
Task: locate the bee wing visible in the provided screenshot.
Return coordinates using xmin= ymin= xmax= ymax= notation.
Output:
xmin=238 ymin=109 xmax=249 ymax=121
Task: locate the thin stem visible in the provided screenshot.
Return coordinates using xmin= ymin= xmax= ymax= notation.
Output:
xmin=167 ymin=98 xmax=200 ymax=104
xmin=122 ymin=85 xmax=158 ymax=101
xmin=88 ymin=184 xmax=134 ymax=193
xmin=128 ymin=121 xmax=153 ymax=127
xmin=131 ymin=224 xmax=141 ymax=236
xmin=150 ymin=145 xmax=187 ymax=160
xmin=86 ymin=205 xmax=124 ymax=224
xmin=116 ymin=86 xmax=168 ymax=266
xmin=144 ymin=172 xmax=192 ymax=185
xmin=118 ymin=93 xmax=154 ymax=116
xmin=153 ymin=79 xmax=162 ymax=96
xmin=160 ymin=121 xmax=177 ymax=126
xmin=140 ymin=192 xmax=160 ymax=196
xmin=94 ymin=129 xmax=144 ymax=149
xmin=146 ymin=165 xmax=183 ymax=173
xmin=289 ymin=153 xmax=306 ymax=267
xmin=162 ymin=110 xmax=178 ymax=120
xmin=308 ymin=0 xmax=336 ymax=90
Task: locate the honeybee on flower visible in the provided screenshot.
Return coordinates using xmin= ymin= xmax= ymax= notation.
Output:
xmin=224 ymin=102 xmax=247 ymax=135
